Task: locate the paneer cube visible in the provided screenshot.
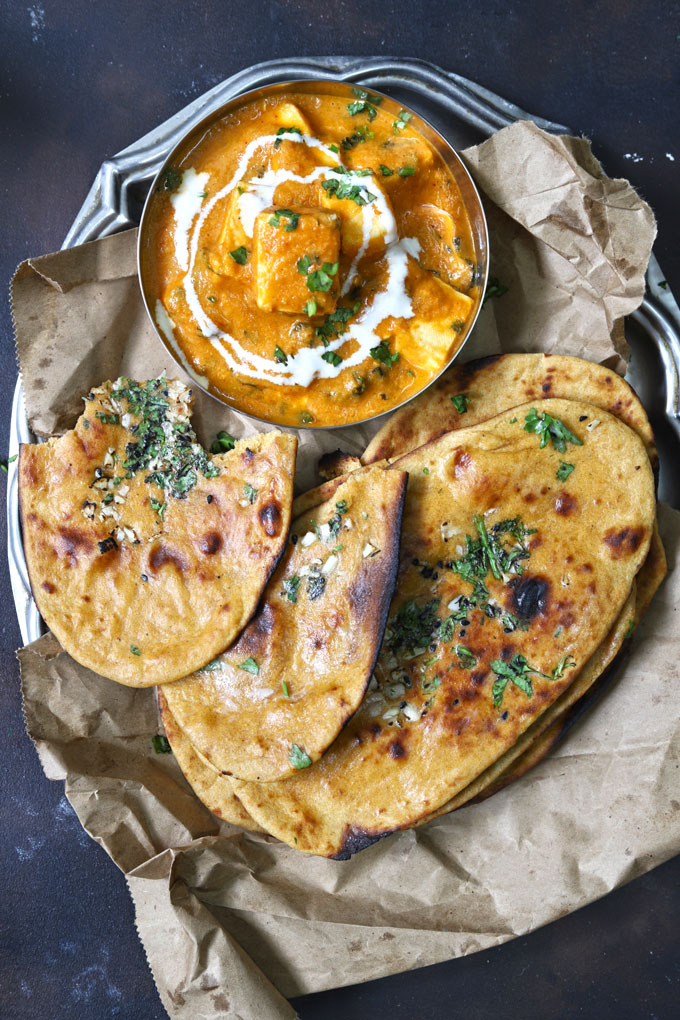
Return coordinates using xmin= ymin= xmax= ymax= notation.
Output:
xmin=254 ymin=207 xmax=341 ymax=315
xmin=270 ymin=102 xmax=338 ymax=171
xmin=320 ymin=183 xmax=394 ymax=260
xmin=391 ymin=267 xmax=474 ymax=372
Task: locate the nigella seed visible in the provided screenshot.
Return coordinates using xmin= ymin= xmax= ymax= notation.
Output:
xmin=207 ymin=494 xmax=213 ymax=504
xmin=291 ymin=534 xmax=298 ymax=545
xmin=578 ymin=415 xmax=588 ymax=421
xmin=503 ymin=626 xmax=512 ymax=633
xmin=429 ymin=643 xmax=437 ymax=652
xmin=500 ymin=710 xmax=509 ymax=721
xmin=399 ymin=701 xmax=407 ymax=709
xmin=459 ymin=630 xmax=466 ymax=638
xmin=452 ymin=698 xmax=460 ymax=705
xmin=437 ymin=560 xmax=444 ymax=569
xmin=141 ymin=574 xmax=148 ymax=582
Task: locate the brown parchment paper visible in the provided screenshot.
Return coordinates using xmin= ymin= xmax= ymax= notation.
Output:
xmin=12 ymin=121 xmax=678 ymax=1020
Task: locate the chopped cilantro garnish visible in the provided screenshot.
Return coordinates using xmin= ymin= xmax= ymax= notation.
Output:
xmin=451 ymin=320 xmax=465 ymax=334
xmin=321 ymin=177 xmax=377 ymax=206
xmin=149 ymin=497 xmax=167 ymax=520
xmin=490 ymin=653 xmax=576 ymax=708
xmin=243 ymin=483 xmax=258 ymax=504
xmin=388 ymin=598 xmax=442 ymax=654
xmin=456 ymin=646 xmax=477 ymax=668
xmin=282 ymin=680 xmax=291 ymax=698
xmin=307 ymin=263 xmax=338 ymax=293
xmin=229 ymin=246 xmax=248 ymax=265
xmin=207 ymin=295 xmax=216 ymax=303
xmin=347 ymin=90 xmax=382 ymax=120
xmin=370 ymin=340 xmax=399 ymax=367
xmin=556 ymin=461 xmax=575 ymax=481
xmin=274 ymin=126 xmax=302 ymax=149
xmin=322 ymin=350 xmax=343 ymax=367
xmin=474 ymin=514 xmax=502 ymax=581
xmin=157 ymin=167 xmax=182 ymax=192
xmin=398 ymin=166 xmax=416 ymax=177
xmin=297 ymin=254 xmax=314 ymax=274
xmin=482 ymin=275 xmax=509 ymax=305
xmin=335 ymin=500 xmax=348 ymax=515
xmin=393 ymin=109 xmax=412 ymax=132
xmin=210 ymin=431 xmax=236 ymax=454
xmin=152 ymin=735 xmax=172 ymax=753
xmin=130 ymin=644 xmax=142 ymax=656
xmin=451 ymin=394 xmax=470 ymax=414
xmin=524 ymin=408 xmax=583 ymax=454
xmin=304 ymin=299 xmax=317 ymax=317
xmin=274 ymin=346 xmax=288 ymax=364
xmin=238 ymin=657 xmax=259 ymax=675
xmin=379 ymin=164 xmax=393 ymax=176
xmin=342 ymin=125 xmax=373 ymax=149
xmin=421 ymin=676 xmax=441 ymax=693
xmin=329 ymin=143 xmax=339 ymax=153
xmin=96 ymin=412 xmax=120 ymax=425
xmin=268 ymin=208 xmax=299 ymax=232
xmin=283 ymin=576 xmax=301 ymax=603
xmin=289 ymin=743 xmax=312 ymax=769
xmin=625 ymin=619 xmax=634 ymax=639
xmin=315 ymin=305 xmax=358 ymax=345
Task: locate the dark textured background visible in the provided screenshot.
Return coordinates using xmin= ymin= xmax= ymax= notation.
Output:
xmin=1 ymin=3 xmax=679 ymax=1018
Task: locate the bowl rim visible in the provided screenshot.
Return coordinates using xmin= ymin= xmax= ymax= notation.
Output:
xmin=137 ymin=77 xmax=489 ymax=431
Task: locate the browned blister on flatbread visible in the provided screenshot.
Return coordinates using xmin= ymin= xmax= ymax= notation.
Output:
xmin=19 ymin=377 xmax=297 ymax=687
xmin=162 ymin=465 xmax=407 ymax=781
xmin=232 ymin=400 xmax=655 ymax=857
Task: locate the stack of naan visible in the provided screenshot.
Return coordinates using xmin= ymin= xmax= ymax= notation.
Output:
xmin=20 ymin=358 xmax=666 ymax=858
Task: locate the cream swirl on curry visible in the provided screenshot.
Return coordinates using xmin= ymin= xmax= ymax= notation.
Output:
xmin=141 ymin=89 xmax=480 ymax=426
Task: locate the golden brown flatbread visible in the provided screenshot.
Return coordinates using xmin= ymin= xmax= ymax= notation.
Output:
xmin=232 ymin=400 xmax=656 ymax=856
xmin=416 ymin=584 xmax=637 ymax=824
xmin=19 ymin=376 xmax=297 ymax=687
xmin=362 ymin=353 xmax=658 ymax=470
xmin=162 ymin=465 xmax=408 ymax=781
xmin=157 ymin=690 xmax=266 ymax=832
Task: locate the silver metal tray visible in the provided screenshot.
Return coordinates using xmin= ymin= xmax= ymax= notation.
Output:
xmin=7 ymin=55 xmax=680 ymax=646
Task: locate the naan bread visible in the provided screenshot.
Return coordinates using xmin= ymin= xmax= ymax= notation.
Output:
xmin=232 ymin=399 xmax=655 ymax=856
xmin=19 ymin=377 xmax=297 ymax=687
xmin=162 ymin=466 xmax=407 ymax=781
xmin=157 ymin=690 xmax=266 ymax=832
xmin=416 ymin=583 xmax=637 ymax=824
xmin=362 ymin=353 xmax=658 ymax=469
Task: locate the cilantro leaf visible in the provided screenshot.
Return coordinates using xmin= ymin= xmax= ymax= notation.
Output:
xmin=152 ymin=735 xmax=172 ymax=753
xmin=556 ymin=461 xmax=575 ymax=481
xmin=238 ymin=657 xmax=259 ymax=675
xmin=274 ymin=346 xmax=288 ymax=364
xmin=283 ymin=576 xmax=301 ymax=603
xmin=289 ymin=743 xmax=312 ymax=769
xmin=268 ymin=208 xmax=299 ymax=232
xmin=229 ymin=246 xmax=248 ymax=265
xmin=524 ymin=408 xmax=583 ymax=453
xmin=451 ymin=394 xmax=470 ymax=414
xmin=243 ymin=483 xmax=258 ymax=504
xmin=370 ymin=340 xmax=399 ymax=367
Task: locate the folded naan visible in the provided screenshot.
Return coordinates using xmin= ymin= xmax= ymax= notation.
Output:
xmin=232 ymin=399 xmax=655 ymax=856
xmin=162 ymin=465 xmax=407 ymax=781
xmin=362 ymin=352 xmax=658 ymax=470
xmin=19 ymin=376 xmax=296 ymax=687
xmin=157 ymin=690 xmax=266 ymax=832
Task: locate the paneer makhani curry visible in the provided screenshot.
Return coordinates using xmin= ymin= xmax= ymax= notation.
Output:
xmin=140 ymin=85 xmax=484 ymax=427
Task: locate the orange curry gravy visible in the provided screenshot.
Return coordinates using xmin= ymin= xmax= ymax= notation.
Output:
xmin=141 ymin=88 xmax=480 ymax=427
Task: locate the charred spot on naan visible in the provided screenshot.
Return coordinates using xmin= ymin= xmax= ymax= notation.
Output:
xmin=603 ymin=525 xmax=646 ymax=559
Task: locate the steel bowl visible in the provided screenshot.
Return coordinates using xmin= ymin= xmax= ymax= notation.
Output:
xmin=137 ymin=78 xmax=489 ymax=430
